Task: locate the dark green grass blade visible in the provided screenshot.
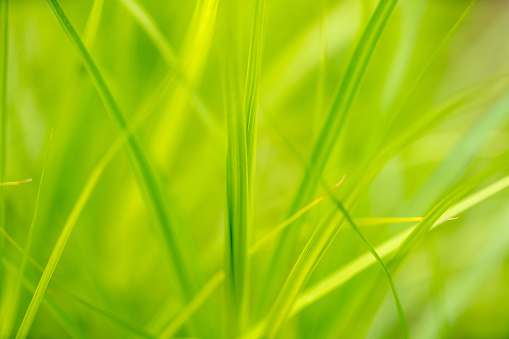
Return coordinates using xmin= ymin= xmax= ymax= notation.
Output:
xmin=222 ymin=1 xmax=249 ymax=331
xmin=43 ymin=0 xmax=196 ymax=300
xmin=324 ymin=193 xmax=410 ymax=338
xmin=261 ymin=0 xmax=400 ymax=310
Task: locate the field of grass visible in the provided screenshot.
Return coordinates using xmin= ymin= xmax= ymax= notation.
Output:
xmin=1 ymin=0 xmax=509 ymax=338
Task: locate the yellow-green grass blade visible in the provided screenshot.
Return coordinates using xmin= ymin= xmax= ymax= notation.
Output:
xmin=0 ymin=226 xmax=154 ymax=338
xmin=3 ymin=260 xmax=86 ymax=339
xmin=250 ymin=177 xmax=344 ymax=255
xmin=250 ymin=152 xmax=508 ymax=338
xmin=262 ymin=0 xmax=361 ymax=108
xmin=256 ymin=67 xmax=509 ymax=329
xmin=261 ymin=0 xmax=400 ymax=308
xmin=157 ymin=177 xmax=345 ymax=336
xmin=241 ymin=0 xmax=266 ymax=328
xmin=0 ymin=0 xmax=8 ymax=299
xmin=355 ymin=216 xmax=460 ymax=227
xmin=381 ymin=0 xmax=426 ymax=112
xmin=118 ymin=0 xmax=178 ymax=67
xmin=324 ymin=193 xmax=410 ymax=338
xmin=294 ymin=170 xmax=509 ymax=315
xmin=1 ymin=131 xmax=51 ymax=338
xmin=413 ymin=209 xmax=509 ymax=339
xmin=7 ymin=68 xmax=187 ymax=339
xmin=159 ymin=272 xmax=225 ymax=339
xmin=0 ymin=178 xmax=32 ymax=186
xmin=382 ymin=0 xmax=478 ymax=136
xmin=15 ymin=136 xmax=123 ymax=338
xmin=82 ymin=0 xmax=105 ymax=46
xmin=406 ymin=80 xmax=509 ymax=214
xmin=341 ymin=154 xmax=509 ymax=338
xmin=119 ymin=0 xmax=222 ymax=145
xmin=244 ymin=0 xmax=265 ymax=185
xmin=43 ymin=0 xmax=197 ymax=303
xmin=150 ymin=0 xmax=220 ymax=168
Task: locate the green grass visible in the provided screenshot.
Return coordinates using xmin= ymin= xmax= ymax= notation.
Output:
xmin=1 ymin=0 xmax=509 ymax=338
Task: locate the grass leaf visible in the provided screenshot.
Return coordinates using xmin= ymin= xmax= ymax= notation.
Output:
xmin=43 ymin=0 xmax=197 ymax=303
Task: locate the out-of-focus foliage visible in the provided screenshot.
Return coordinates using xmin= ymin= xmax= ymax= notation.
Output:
xmin=1 ymin=0 xmax=509 ymax=338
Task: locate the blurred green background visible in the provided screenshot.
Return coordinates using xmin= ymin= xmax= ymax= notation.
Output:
xmin=1 ymin=0 xmax=509 ymax=338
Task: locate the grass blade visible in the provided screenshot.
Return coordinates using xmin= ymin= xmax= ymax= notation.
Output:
xmin=355 ymin=216 xmax=460 ymax=227
xmin=1 ymin=131 xmax=51 ymax=338
xmin=0 ymin=226 xmax=154 ymax=338
xmin=15 ymin=136 xmax=121 ymax=338
xmin=43 ymin=0 xmax=197 ymax=303
xmin=294 ymin=169 xmax=509 ymax=315
xmin=82 ymin=0 xmax=105 ymax=46
xmin=157 ymin=177 xmax=343 ymax=336
xmin=0 ymin=178 xmax=32 ymax=186
xmin=0 ymin=0 xmax=8 ymax=299
xmin=222 ymin=2 xmax=249 ymax=332
xmin=3 ymin=260 xmax=87 ymax=339
xmin=118 ymin=0 xmax=177 ymax=67
xmin=261 ymin=0 xmax=400 ymax=309
xmin=324 ymin=194 xmax=410 ymax=338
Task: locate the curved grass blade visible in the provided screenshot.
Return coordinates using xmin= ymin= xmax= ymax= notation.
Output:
xmin=261 ymin=0 xmax=400 ymax=309
xmin=324 ymin=194 xmax=410 ymax=338
xmin=43 ymin=0 xmax=196 ymax=304
xmin=294 ymin=170 xmax=509 ymax=315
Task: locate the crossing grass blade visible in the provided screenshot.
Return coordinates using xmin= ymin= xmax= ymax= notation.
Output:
xmin=294 ymin=169 xmax=509 ymax=315
xmin=3 ymin=260 xmax=87 ymax=339
xmin=158 ymin=177 xmax=344 ymax=336
xmin=43 ymin=0 xmax=197 ymax=303
xmin=82 ymin=0 xmax=105 ymax=46
xmin=324 ymin=194 xmax=410 ymax=338
xmin=0 ymin=226 xmax=154 ymax=338
xmin=261 ymin=0 xmax=400 ymax=308
xmin=15 ymin=136 xmax=126 ymax=338
xmin=118 ymin=0 xmax=178 ymax=67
